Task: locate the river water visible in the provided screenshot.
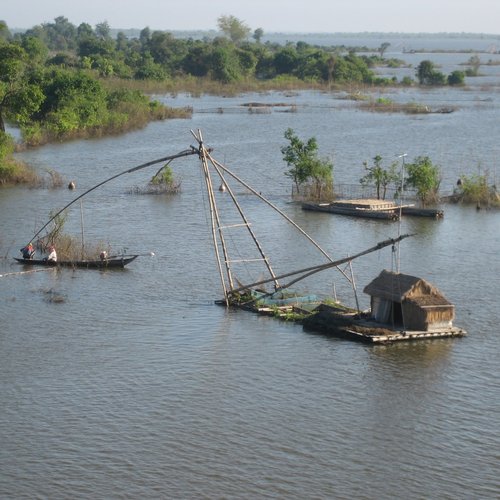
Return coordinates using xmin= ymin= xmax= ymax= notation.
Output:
xmin=1 ymin=43 xmax=499 ymax=499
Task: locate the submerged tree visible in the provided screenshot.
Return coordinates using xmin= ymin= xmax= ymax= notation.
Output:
xmin=416 ymin=60 xmax=446 ymax=85
xmin=359 ymin=155 xmax=399 ymax=200
xmin=404 ymin=156 xmax=441 ymax=206
xmin=281 ymin=128 xmax=333 ymax=198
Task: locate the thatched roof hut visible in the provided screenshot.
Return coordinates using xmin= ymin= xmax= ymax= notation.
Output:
xmin=363 ymin=270 xmax=455 ymax=332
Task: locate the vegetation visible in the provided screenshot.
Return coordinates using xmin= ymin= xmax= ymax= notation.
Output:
xmin=415 ymin=60 xmax=464 ymax=86
xmin=454 ymin=173 xmax=500 ymax=207
xmin=404 ymin=156 xmax=441 ymax=206
xmin=281 ymin=128 xmax=333 ymax=200
xmin=0 ymin=131 xmax=39 ymax=184
xmin=32 ymin=209 xmax=112 ymax=261
xmin=360 ymin=98 xmax=433 ymax=114
xmin=359 ymin=155 xmax=399 ymax=200
xmin=415 ymin=60 xmax=446 ymax=85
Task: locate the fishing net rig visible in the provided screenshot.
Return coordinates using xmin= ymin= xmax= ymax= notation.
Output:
xmin=190 ymin=129 xmax=412 ymax=306
xmin=25 ymin=129 xmax=412 ymax=304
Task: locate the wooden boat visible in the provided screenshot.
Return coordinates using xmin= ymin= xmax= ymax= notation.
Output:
xmin=14 ymin=255 xmax=138 ymax=269
xmin=302 ymin=201 xmax=400 ymax=220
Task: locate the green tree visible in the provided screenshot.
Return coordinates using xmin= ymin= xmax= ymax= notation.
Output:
xmin=448 ymin=70 xmax=465 ymax=86
xmin=217 ymin=15 xmax=251 ymax=44
xmin=378 ymin=42 xmax=390 ymax=57
xmin=253 ymin=28 xmax=264 ymax=43
xmin=466 ymin=55 xmax=481 ymax=76
xmin=281 ymin=128 xmax=332 ymax=196
xmin=273 ymin=46 xmax=299 ymax=75
xmin=95 ymin=21 xmax=111 ymax=39
xmin=416 ymin=60 xmax=446 ymax=85
xmin=405 ymin=156 xmax=441 ymax=206
xmin=0 ymin=42 xmax=45 ymax=132
xmin=0 ymin=20 xmax=11 ymax=42
xmin=360 ymin=155 xmax=399 ymax=200
xmin=210 ymin=44 xmax=242 ymax=83
xmin=34 ymin=69 xmax=108 ymax=136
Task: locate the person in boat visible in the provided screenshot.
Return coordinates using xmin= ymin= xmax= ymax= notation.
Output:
xmin=46 ymin=245 xmax=57 ymax=263
xmin=99 ymin=250 xmax=108 ymax=261
xmin=20 ymin=243 xmax=35 ymax=260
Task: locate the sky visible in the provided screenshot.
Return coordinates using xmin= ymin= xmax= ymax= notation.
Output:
xmin=3 ymin=0 xmax=500 ymax=34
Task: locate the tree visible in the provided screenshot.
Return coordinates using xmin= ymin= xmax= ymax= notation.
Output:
xmin=378 ymin=42 xmax=390 ymax=57
xmin=210 ymin=45 xmax=242 ymax=83
xmin=466 ymin=55 xmax=481 ymax=76
xmin=217 ymin=15 xmax=251 ymax=44
xmin=253 ymin=28 xmax=264 ymax=43
xmin=0 ymin=42 xmax=44 ymax=132
xmin=360 ymin=155 xmax=399 ymax=200
xmin=95 ymin=21 xmax=111 ymax=40
xmin=405 ymin=156 xmax=441 ymax=206
xmin=416 ymin=60 xmax=446 ymax=85
xmin=281 ymin=128 xmax=333 ymax=196
xmin=448 ymin=70 xmax=465 ymax=86
xmin=0 ymin=20 xmax=11 ymax=41
xmin=273 ymin=46 xmax=298 ymax=75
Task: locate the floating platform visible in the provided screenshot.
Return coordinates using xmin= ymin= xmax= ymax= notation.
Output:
xmin=302 ymin=304 xmax=466 ymax=344
xmin=303 ymin=200 xmax=399 ymax=220
xmin=302 ymin=199 xmax=444 ymax=220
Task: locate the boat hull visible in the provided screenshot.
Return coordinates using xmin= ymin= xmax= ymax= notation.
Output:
xmin=14 ymin=255 xmax=138 ymax=269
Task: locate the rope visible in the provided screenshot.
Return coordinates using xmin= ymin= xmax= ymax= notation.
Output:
xmin=27 ymin=147 xmax=199 ymax=245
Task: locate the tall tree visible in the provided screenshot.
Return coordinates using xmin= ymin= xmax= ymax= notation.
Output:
xmin=253 ymin=28 xmax=264 ymax=43
xmin=217 ymin=15 xmax=251 ymax=44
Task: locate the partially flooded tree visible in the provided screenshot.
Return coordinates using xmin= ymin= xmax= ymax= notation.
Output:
xmin=281 ymin=128 xmax=333 ymax=199
xmin=360 ymin=155 xmax=399 ymax=200
xmin=404 ymin=156 xmax=441 ymax=206
xmin=416 ymin=60 xmax=446 ymax=85
xmin=378 ymin=42 xmax=390 ymax=57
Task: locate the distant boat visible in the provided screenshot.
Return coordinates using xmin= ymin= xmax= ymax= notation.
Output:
xmin=14 ymin=255 xmax=138 ymax=269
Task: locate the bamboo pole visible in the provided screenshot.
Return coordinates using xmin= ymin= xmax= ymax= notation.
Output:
xmin=228 ymin=234 xmax=413 ymax=295
xmin=193 ymin=131 xmax=231 ymax=304
xmin=206 ymin=151 xmax=353 ymax=285
xmin=208 ymin=156 xmax=280 ymax=290
xmin=28 ymin=148 xmax=199 ymax=245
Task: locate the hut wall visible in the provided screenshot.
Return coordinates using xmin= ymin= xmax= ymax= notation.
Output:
xmin=402 ymin=302 xmax=428 ymax=330
xmin=423 ymin=306 xmax=455 ymax=329
xmin=402 ymin=303 xmax=454 ymax=331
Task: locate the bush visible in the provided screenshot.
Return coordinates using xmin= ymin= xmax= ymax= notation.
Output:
xmin=456 ymin=173 xmax=500 ymax=207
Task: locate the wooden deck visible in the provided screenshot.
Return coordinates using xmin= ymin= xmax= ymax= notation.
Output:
xmin=302 ymin=305 xmax=466 ymax=344
xmin=302 ymin=199 xmax=444 ymax=221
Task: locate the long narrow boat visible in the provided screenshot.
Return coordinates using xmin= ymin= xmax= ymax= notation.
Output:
xmin=302 ymin=201 xmax=399 ymax=220
xmin=14 ymin=255 xmax=138 ymax=269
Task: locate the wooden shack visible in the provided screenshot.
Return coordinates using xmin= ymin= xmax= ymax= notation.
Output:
xmin=363 ymin=270 xmax=455 ymax=331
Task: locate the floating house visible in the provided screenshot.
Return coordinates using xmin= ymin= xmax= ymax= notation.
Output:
xmin=363 ymin=269 xmax=455 ymax=332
